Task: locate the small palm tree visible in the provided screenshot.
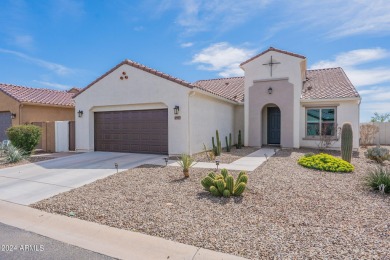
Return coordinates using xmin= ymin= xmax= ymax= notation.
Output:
xmin=177 ymin=154 xmax=196 ymax=178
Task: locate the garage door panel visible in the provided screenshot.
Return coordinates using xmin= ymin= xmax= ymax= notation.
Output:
xmin=0 ymin=112 xmax=12 ymax=141
xmin=94 ymin=109 xmax=168 ymax=154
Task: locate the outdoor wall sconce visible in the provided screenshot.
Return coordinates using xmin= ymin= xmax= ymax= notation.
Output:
xmin=268 ymin=87 xmax=273 ymax=94
xmin=215 ymin=160 xmax=220 ymax=171
xmin=164 ymin=157 xmax=169 ymax=167
xmin=11 ymin=113 xmax=16 ymax=119
xmin=174 ymin=105 xmax=180 ymax=115
xmin=78 ymin=110 xmax=84 ymax=118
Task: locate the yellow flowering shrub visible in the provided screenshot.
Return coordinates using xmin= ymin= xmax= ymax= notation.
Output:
xmin=298 ymin=153 xmax=354 ymax=173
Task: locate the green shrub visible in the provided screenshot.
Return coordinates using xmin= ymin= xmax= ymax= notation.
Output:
xmin=6 ymin=125 xmax=41 ymax=155
xmin=365 ymin=167 xmax=390 ymax=194
xmin=304 ymin=152 xmax=315 ymax=157
xmin=201 ymin=169 xmax=248 ymax=197
xmin=364 ymin=147 xmax=390 ymax=163
xmin=298 ymin=153 xmax=354 ymax=173
xmin=5 ymin=144 xmax=25 ymax=163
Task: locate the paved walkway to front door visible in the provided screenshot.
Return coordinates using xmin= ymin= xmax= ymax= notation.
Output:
xmin=152 ymin=147 xmax=277 ymax=171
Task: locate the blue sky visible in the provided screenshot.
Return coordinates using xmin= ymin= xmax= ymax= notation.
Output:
xmin=0 ymin=0 xmax=389 ymax=122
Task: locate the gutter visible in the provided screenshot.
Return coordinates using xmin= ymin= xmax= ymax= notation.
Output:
xmin=300 ymin=97 xmax=361 ymax=103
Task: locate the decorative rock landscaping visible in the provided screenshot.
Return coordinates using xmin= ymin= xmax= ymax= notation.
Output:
xmin=32 ymin=148 xmax=390 ymax=259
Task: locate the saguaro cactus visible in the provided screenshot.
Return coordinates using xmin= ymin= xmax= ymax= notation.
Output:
xmin=225 ymin=135 xmax=232 ymax=152
xmin=341 ymin=123 xmax=353 ymax=163
xmin=216 ymin=130 xmax=221 ymax=156
xmin=237 ymin=130 xmax=242 ymax=149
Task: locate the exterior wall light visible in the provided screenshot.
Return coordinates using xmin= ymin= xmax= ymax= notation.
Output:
xmin=78 ymin=110 xmax=84 ymax=118
xmin=174 ymin=106 xmax=180 ymax=115
xmin=11 ymin=113 xmax=16 ymax=119
xmin=268 ymin=87 xmax=273 ymax=94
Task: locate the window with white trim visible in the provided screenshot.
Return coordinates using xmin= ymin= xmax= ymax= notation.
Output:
xmin=306 ymin=108 xmax=336 ymax=137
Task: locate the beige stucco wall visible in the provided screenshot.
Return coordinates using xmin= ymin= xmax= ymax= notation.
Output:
xmin=189 ymin=92 xmax=236 ymax=154
xmin=241 ymin=50 xmax=304 ymax=148
xmin=21 ymin=104 xmax=74 ymax=124
xmin=75 ymin=63 xmax=191 ymax=155
xmin=248 ymin=79 xmax=295 ymax=148
xmin=300 ymin=99 xmax=360 ymax=149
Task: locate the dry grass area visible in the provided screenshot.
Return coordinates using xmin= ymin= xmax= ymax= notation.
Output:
xmin=192 ymin=146 xmax=260 ymax=163
xmin=32 ymin=148 xmax=390 ymax=259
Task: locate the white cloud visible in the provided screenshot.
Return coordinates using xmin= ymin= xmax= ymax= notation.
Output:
xmin=12 ymin=34 xmax=34 ymax=49
xmin=0 ymin=48 xmax=74 ymax=76
xmin=310 ymin=48 xmax=390 ymax=87
xmin=133 ymin=26 xmax=144 ymax=31
xmin=191 ymin=42 xmax=256 ymax=77
xmin=154 ymin=0 xmax=270 ymax=34
xmin=180 ymin=42 xmax=194 ymax=48
xmin=291 ymin=0 xmax=390 ymax=38
xmin=33 ymin=80 xmax=71 ymax=90
xmin=311 ymin=48 xmax=389 ymax=69
xmin=50 ymin=0 xmax=85 ymax=19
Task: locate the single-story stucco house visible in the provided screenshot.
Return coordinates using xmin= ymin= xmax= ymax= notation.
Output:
xmin=0 ymin=84 xmax=77 ymax=141
xmin=74 ymin=47 xmax=361 ymax=155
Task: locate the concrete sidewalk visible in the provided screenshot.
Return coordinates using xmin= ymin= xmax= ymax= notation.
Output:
xmin=152 ymin=147 xmax=277 ymax=171
xmin=0 ymin=200 xmax=247 ymax=260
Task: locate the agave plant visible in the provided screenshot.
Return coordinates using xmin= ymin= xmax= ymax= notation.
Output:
xmin=5 ymin=144 xmax=25 ymax=163
xmin=177 ymin=154 xmax=196 ymax=178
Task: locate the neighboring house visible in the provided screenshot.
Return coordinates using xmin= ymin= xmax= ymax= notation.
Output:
xmin=74 ymin=47 xmax=360 ymax=155
xmin=0 ymin=83 xmax=76 ymax=141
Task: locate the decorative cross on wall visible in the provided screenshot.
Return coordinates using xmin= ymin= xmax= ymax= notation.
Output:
xmin=263 ymin=56 xmax=280 ymax=77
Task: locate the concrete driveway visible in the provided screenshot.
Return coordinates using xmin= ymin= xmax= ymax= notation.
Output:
xmin=0 ymin=152 xmax=164 ymax=205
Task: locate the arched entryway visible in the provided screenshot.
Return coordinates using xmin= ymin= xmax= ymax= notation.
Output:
xmin=261 ymin=104 xmax=281 ymax=145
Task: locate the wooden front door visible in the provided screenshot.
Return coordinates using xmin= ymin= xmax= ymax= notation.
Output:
xmin=267 ymin=107 xmax=281 ymax=145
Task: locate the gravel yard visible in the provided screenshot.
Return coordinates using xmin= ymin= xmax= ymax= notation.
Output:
xmin=191 ymin=146 xmax=260 ymax=163
xmin=32 ymin=148 xmax=390 ymax=259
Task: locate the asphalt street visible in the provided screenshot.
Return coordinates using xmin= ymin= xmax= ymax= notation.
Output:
xmin=0 ymin=222 xmax=115 ymax=260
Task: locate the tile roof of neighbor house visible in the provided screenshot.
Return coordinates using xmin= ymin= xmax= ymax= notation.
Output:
xmin=0 ymin=83 xmax=75 ymax=107
xmin=302 ymin=67 xmax=360 ymax=99
xmin=193 ymin=77 xmax=245 ymax=102
xmin=240 ymin=47 xmax=306 ymax=66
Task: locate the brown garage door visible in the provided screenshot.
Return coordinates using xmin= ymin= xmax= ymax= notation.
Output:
xmin=94 ymin=109 xmax=168 ymax=154
xmin=0 ymin=112 xmax=12 ymax=141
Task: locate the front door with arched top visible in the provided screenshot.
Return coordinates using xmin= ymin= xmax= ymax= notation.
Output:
xmin=267 ymin=107 xmax=281 ymax=144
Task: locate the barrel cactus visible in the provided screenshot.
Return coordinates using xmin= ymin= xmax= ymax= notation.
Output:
xmin=200 ymin=169 xmax=248 ymax=197
xmin=341 ymin=123 xmax=353 ymax=163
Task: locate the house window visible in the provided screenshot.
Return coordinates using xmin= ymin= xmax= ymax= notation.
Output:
xmin=306 ymin=108 xmax=336 ymax=137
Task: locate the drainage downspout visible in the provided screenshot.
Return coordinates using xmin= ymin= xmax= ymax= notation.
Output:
xmin=188 ymin=91 xmax=196 ymax=155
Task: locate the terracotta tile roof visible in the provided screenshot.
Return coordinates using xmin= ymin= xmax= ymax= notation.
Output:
xmin=240 ymin=47 xmax=306 ymax=66
xmin=302 ymin=68 xmax=360 ymax=100
xmin=0 ymin=83 xmax=75 ymax=107
xmin=193 ymin=77 xmax=244 ymax=102
xmin=75 ymin=59 xmax=194 ymax=98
